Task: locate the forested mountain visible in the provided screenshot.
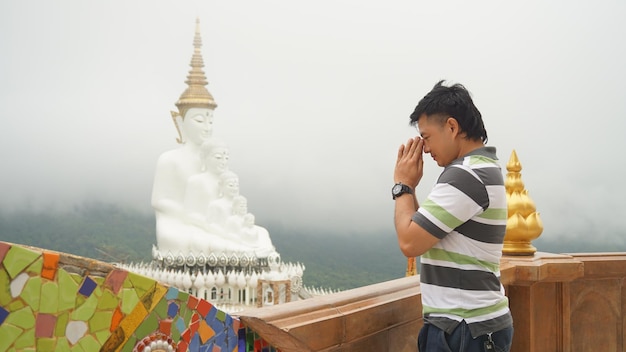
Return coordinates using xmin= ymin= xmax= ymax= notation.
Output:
xmin=1 ymin=202 xmax=624 ymax=290
xmin=0 ymin=202 xmax=407 ymax=290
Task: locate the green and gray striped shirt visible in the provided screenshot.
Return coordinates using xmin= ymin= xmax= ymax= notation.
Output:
xmin=413 ymin=146 xmax=513 ymax=338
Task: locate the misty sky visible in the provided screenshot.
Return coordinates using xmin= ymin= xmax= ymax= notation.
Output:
xmin=1 ymin=1 xmax=625 ymax=242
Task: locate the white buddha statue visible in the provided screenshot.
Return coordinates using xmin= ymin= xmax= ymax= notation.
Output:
xmin=152 ymin=107 xmax=214 ymax=256
xmin=151 ymin=18 xmax=276 ymax=263
xmin=151 ymin=18 xmax=218 ymax=258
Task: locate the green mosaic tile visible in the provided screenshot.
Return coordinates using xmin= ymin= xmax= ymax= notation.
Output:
xmin=133 ymin=314 xmax=158 ymax=340
xmin=21 ymin=276 xmax=42 ymax=311
xmin=95 ymin=329 xmax=111 ymax=345
xmin=93 ymin=276 xmax=105 ymax=285
xmin=170 ymin=317 xmax=182 ymax=341
xmin=7 ymin=298 xmax=25 ymax=311
xmin=55 ymin=337 xmax=71 ymax=352
xmin=71 ymin=294 xmax=98 ymax=321
xmin=89 ymin=311 xmax=113 ymax=332
xmin=75 ymin=294 xmax=86 ymax=308
xmin=0 ymin=267 xmax=11 ymax=306
xmin=3 ymin=246 xmax=41 ymax=279
xmin=120 ymin=288 xmax=140 ymax=315
xmin=182 ymin=305 xmax=192 ymax=322
xmin=0 ymin=324 xmax=24 ymax=351
xmin=57 ymin=270 xmax=79 ymax=311
xmin=69 ymin=272 xmax=83 ymax=285
xmin=13 ymin=326 xmax=34 ymax=350
xmin=55 ymin=311 xmax=69 ymax=337
xmin=96 ymin=289 xmax=119 ymax=310
xmin=25 ymin=257 xmax=43 ymax=276
xmin=92 ymin=284 xmax=103 ymax=300
xmin=127 ymin=272 xmax=155 ymax=298
xmin=5 ymin=306 xmax=35 ymax=329
xmin=77 ymin=333 xmax=101 ymax=351
xmin=154 ymin=297 xmax=168 ymax=318
xmin=120 ymin=337 xmax=136 ymax=352
xmin=123 ymin=276 xmax=133 ymax=288
xmin=177 ymin=290 xmax=189 ymax=302
xmin=39 ymin=281 xmax=59 ymax=314
xmin=35 ymin=337 xmax=56 ymax=352
xmin=70 ymin=343 xmax=83 ymax=352
xmin=216 ymin=309 xmax=226 ymax=322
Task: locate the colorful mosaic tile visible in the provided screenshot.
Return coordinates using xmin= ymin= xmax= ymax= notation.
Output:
xmin=0 ymin=241 xmax=258 ymax=352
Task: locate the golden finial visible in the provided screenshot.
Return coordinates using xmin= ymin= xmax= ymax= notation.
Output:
xmin=175 ymin=18 xmax=217 ymax=119
xmin=503 ymin=150 xmax=544 ymax=255
xmin=406 ymin=257 xmax=417 ymax=276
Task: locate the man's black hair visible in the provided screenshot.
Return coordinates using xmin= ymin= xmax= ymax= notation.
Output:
xmin=409 ymin=80 xmax=488 ymax=143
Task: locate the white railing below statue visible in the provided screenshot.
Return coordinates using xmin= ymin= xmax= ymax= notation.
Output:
xmin=117 ymin=260 xmax=307 ymax=313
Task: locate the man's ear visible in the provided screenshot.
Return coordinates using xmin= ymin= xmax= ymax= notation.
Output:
xmin=446 ymin=117 xmax=460 ymax=137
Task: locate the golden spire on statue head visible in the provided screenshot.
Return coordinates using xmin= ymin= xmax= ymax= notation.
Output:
xmin=175 ymin=18 xmax=218 ymax=119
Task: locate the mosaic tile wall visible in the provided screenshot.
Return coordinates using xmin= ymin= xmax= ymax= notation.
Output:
xmin=0 ymin=241 xmax=281 ymax=352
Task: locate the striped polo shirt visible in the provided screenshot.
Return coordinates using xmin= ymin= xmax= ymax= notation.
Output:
xmin=412 ymin=146 xmax=512 ymax=338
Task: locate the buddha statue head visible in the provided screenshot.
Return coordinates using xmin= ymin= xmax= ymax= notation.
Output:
xmin=200 ymin=139 xmax=229 ymax=173
xmin=171 ymin=18 xmax=217 ymax=145
xmin=218 ymin=171 xmax=240 ymax=199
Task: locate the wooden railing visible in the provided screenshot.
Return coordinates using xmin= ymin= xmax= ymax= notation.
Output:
xmin=237 ymin=252 xmax=626 ymax=352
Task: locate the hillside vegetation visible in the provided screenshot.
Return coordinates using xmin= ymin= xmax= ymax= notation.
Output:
xmin=0 ymin=202 xmax=407 ymax=290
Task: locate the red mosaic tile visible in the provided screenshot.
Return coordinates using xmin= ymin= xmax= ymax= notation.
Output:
xmin=196 ymin=299 xmax=212 ymax=317
xmin=36 ymin=313 xmax=57 ymax=338
xmin=159 ymin=319 xmax=172 ymax=336
xmin=187 ymin=295 xmax=199 ymax=310
xmin=41 ymin=252 xmax=60 ymax=280
xmin=189 ymin=317 xmax=199 ymax=336
xmin=0 ymin=242 xmax=10 ymax=262
xmin=105 ymin=269 xmax=128 ymax=295
xmin=181 ymin=327 xmax=192 ymax=343
xmin=110 ymin=306 xmax=123 ymax=332
xmin=177 ymin=340 xmax=188 ymax=352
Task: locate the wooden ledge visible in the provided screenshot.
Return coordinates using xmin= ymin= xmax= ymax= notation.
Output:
xmin=500 ymin=252 xmax=584 ymax=286
xmin=236 ymin=276 xmax=422 ymax=352
xmin=566 ymin=252 xmax=626 ymax=279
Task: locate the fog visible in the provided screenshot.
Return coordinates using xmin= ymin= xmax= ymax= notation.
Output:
xmin=1 ymin=1 xmax=625 ymax=240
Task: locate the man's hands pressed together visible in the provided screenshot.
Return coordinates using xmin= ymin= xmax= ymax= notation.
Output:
xmin=394 ymin=137 xmax=424 ymax=189
xmin=393 ymin=136 xmax=439 ymax=257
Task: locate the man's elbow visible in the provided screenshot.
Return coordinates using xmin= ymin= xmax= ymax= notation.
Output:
xmin=398 ymin=237 xmax=423 ymax=258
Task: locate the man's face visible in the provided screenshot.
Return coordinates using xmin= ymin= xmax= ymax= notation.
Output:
xmin=181 ymin=108 xmax=213 ymax=145
xmin=417 ymin=114 xmax=458 ymax=167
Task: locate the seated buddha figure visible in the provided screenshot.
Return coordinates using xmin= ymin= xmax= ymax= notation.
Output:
xmin=151 ymin=107 xmax=214 ymax=256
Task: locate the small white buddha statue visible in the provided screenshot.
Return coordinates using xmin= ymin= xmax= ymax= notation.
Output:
xmin=183 ymin=139 xmax=229 ymax=227
xmin=206 ymin=170 xmax=240 ymax=229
